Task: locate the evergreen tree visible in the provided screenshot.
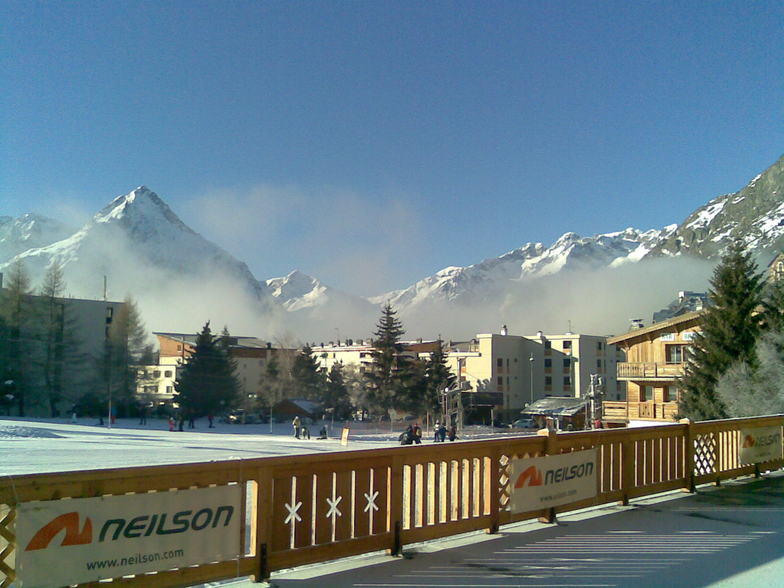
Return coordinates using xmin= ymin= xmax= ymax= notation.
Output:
xmin=364 ymin=303 xmax=411 ymax=415
xmin=679 ymin=242 xmax=764 ymax=420
xmin=290 ymin=344 xmax=325 ymax=400
xmin=258 ymin=348 xmax=296 ymax=414
xmin=424 ymin=338 xmax=456 ymax=416
xmin=322 ymin=362 xmax=353 ymax=421
xmin=174 ymin=322 xmax=240 ymax=418
xmin=35 ymin=261 xmax=86 ymax=416
xmin=716 ymin=329 xmax=784 ymax=417
xmin=0 ymin=260 xmax=33 ymax=415
xmin=98 ymin=296 xmax=154 ymax=418
xmin=399 ymin=357 xmax=429 ymax=415
xmin=761 ymin=277 xmax=784 ymax=333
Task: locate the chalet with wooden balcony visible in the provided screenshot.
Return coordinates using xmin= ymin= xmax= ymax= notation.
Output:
xmin=605 ymin=311 xmax=702 ymax=423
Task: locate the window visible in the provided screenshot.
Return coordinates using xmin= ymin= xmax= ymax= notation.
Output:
xmin=166 ymin=386 xmax=172 ymax=394
xmin=666 ymin=345 xmax=687 ymax=364
xmin=597 ymin=341 xmax=603 ymax=351
xmin=544 ymin=358 xmax=552 ymax=368
xmin=497 ymin=376 xmax=503 ymax=387
xmin=563 ymin=358 xmax=570 ymax=368
xmin=497 ymin=358 xmax=503 ymax=368
xmin=545 ymin=375 xmax=552 ymax=386
xmin=164 ymin=370 xmax=172 ymax=378
xmin=596 ymin=359 xmax=602 ymax=370
xmin=153 ymin=370 xmax=160 ymax=378
xmin=563 ymin=376 xmax=571 ymax=387
xmin=563 ymin=341 xmax=572 ymax=350
xmin=544 ymin=341 xmax=552 ymax=355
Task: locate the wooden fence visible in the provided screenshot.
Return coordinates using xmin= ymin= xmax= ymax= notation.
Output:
xmin=1 ymin=415 xmax=782 ymax=588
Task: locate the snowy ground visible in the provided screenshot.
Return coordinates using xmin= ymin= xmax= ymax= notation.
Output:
xmin=0 ymin=417 xmax=521 ymax=476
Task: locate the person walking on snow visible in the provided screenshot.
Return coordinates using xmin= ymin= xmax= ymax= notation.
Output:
xmin=292 ymin=416 xmax=301 ymax=438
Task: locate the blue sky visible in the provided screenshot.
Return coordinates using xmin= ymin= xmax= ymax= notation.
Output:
xmin=2 ymin=1 xmax=782 ymax=295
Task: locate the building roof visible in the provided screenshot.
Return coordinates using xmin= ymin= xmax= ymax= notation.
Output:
xmin=607 ymin=310 xmax=703 ymax=345
xmin=522 ymin=396 xmax=587 ymax=417
xmin=155 ymin=332 xmax=273 ymax=349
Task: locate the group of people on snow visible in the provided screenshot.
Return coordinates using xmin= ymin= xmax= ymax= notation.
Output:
xmin=399 ymin=421 xmax=456 ymax=445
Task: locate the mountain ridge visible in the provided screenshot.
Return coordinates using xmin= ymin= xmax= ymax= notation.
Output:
xmin=1 ymin=154 xmax=782 ymax=338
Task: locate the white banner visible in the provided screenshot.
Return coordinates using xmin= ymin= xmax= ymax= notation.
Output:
xmin=739 ymin=427 xmax=783 ymax=465
xmin=16 ymin=484 xmax=242 ymax=588
xmin=510 ymin=449 xmax=597 ymax=513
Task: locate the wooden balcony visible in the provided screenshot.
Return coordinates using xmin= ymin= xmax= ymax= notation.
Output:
xmin=603 ymin=400 xmax=680 ymax=422
xmin=617 ymin=362 xmax=684 ymax=380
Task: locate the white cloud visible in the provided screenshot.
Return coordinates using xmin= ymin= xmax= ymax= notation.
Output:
xmin=184 ymin=183 xmax=426 ymax=295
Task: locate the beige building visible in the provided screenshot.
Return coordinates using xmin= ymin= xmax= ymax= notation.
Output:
xmin=138 ymin=333 xmax=296 ymax=407
xmin=312 ymin=340 xmax=375 ymax=374
xmin=446 ymin=328 xmax=623 ymax=419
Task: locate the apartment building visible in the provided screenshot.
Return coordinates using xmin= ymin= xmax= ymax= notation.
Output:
xmin=525 ymin=332 xmax=624 ymax=401
xmin=446 ymin=328 xmax=622 ymax=420
xmin=0 ymin=275 xmax=125 ymax=415
xmin=138 ymin=333 xmax=296 ymax=406
xmin=311 ymin=339 xmax=441 ymax=374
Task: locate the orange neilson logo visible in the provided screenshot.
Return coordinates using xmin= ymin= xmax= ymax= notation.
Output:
xmin=742 ymin=435 xmax=756 ymax=448
xmin=514 ymin=465 xmax=543 ymax=488
xmin=26 ymin=512 xmax=93 ymax=551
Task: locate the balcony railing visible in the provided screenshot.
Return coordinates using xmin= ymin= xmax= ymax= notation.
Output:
xmin=603 ymin=400 xmax=680 ymax=421
xmin=617 ymin=362 xmax=685 ymax=379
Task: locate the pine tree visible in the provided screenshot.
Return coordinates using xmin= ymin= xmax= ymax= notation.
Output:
xmin=716 ymin=329 xmax=784 ymax=417
xmin=35 ymin=261 xmax=85 ymax=416
xmin=398 ymin=357 xmax=429 ymax=415
xmin=0 ymin=260 xmax=33 ymax=415
xmin=761 ymin=277 xmax=784 ymax=333
xmin=424 ymin=338 xmax=456 ymax=416
xmin=290 ymin=344 xmax=325 ymax=401
xmin=679 ymin=242 xmax=764 ymax=420
xmin=98 ymin=296 xmax=154 ymax=418
xmin=364 ymin=303 xmax=410 ymax=416
xmin=174 ymin=322 xmax=240 ymax=418
xmin=323 ymin=363 xmax=353 ymax=421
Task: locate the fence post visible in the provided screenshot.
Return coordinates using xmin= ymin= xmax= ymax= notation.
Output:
xmin=537 ymin=426 xmax=558 ymax=524
xmin=487 ymin=448 xmax=500 ymax=534
xmin=680 ymin=419 xmax=696 ymax=493
xmin=619 ymin=437 xmax=634 ymax=506
xmin=253 ymin=467 xmax=274 ymax=582
xmin=389 ymin=455 xmax=404 ymax=556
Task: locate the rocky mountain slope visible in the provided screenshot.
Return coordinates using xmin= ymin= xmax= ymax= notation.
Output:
xmin=648 ymin=154 xmax=784 ymax=259
xmin=0 ymin=214 xmax=74 ymax=264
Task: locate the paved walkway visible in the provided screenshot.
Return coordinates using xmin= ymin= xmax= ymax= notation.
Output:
xmin=229 ymin=471 xmax=784 ymax=588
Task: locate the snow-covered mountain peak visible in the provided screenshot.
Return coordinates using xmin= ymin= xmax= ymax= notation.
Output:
xmin=266 ymin=270 xmax=321 ymax=297
xmin=94 ymin=186 xmax=193 ymax=235
xmin=0 ymin=213 xmax=76 ymax=264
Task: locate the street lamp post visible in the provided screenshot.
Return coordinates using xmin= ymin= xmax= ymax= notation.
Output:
xmin=529 ymin=353 xmax=534 ymax=407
